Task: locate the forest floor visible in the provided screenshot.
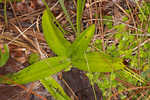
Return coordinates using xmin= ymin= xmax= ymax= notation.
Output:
xmin=0 ymin=0 xmax=150 ymax=100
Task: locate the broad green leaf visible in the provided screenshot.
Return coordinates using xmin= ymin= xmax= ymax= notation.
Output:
xmin=28 ymin=53 xmax=40 ymax=64
xmin=42 ymin=10 xmax=71 ymax=56
xmin=0 ymin=57 xmax=71 ymax=84
xmin=72 ymin=52 xmax=125 ymax=72
xmin=41 ymin=76 xmax=71 ymax=100
xmin=42 ymin=0 xmax=66 ymax=34
xmin=76 ymin=0 xmax=86 ymax=36
xmin=68 ymin=24 xmax=95 ymax=58
xmin=0 ymin=44 xmax=9 ymax=67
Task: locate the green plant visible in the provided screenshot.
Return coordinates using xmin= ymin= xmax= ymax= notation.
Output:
xmin=0 ymin=44 xmax=9 ymax=67
xmin=0 ymin=9 xmax=125 ymax=82
xmin=1 ymin=1 xmax=148 ymax=99
xmin=1 ymin=0 xmax=149 ymax=98
xmin=0 ymin=4 xmax=126 ymax=100
xmin=76 ymin=0 xmax=86 ymax=36
xmin=28 ymin=53 xmax=40 ymax=64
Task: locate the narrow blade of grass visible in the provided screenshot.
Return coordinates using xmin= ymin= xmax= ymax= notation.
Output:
xmin=58 ymin=0 xmax=76 ymax=33
xmin=123 ymin=67 xmax=147 ymax=83
xmin=76 ymin=0 xmax=86 ymax=36
xmin=4 ymin=0 xmax=8 ymax=26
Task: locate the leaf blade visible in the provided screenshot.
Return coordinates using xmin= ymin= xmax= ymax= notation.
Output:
xmin=0 ymin=57 xmax=71 ymax=84
xmin=0 ymin=44 xmax=9 ymax=67
xmin=76 ymin=0 xmax=86 ymax=36
xmin=68 ymin=24 xmax=95 ymax=58
xmin=72 ymin=52 xmax=125 ymax=72
xmin=42 ymin=10 xmax=71 ymax=56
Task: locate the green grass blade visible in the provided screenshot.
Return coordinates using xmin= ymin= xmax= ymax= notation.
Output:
xmin=76 ymin=0 xmax=86 ymax=36
xmin=0 ymin=44 xmax=9 ymax=67
xmin=0 ymin=57 xmax=71 ymax=84
xmin=58 ymin=0 xmax=76 ymax=33
xmin=72 ymin=52 xmax=125 ymax=72
xmin=123 ymin=67 xmax=146 ymax=83
xmin=68 ymin=24 xmax=95 ymax=58
xmin=42 ymin=10 xmax=71 ymax=56
xmin=4 ymin=0 xmax=7 ymax=25
xmin=41 ymin=76 xmax=71 ymax=100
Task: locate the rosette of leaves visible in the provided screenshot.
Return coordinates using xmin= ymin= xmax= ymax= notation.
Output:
xmin=0 ymin=6 xmax=125 ymax=100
